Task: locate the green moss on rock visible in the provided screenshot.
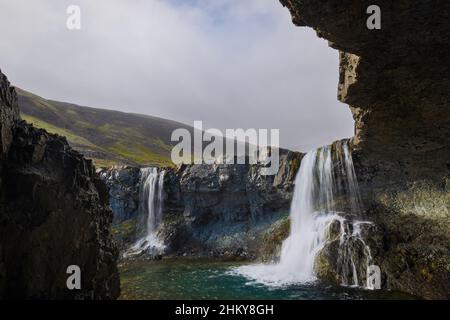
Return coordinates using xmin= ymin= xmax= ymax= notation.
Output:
xmin=259 ymin=215 xmax=290 ymax=262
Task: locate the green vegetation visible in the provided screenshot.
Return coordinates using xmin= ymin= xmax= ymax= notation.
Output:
xmin=379 ymin=180 xmax=450 ymax=221
xmin=21 ymin=114 xmax=98 ymax=148
xmin=17 ymin=88 xmax=193 ymax=168
xmin=112 ymin=219 xmax=137 ymax=238
xmin=377 ymin=181 xmax=450 ymax=246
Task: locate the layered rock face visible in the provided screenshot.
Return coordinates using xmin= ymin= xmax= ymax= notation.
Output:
xmin=0 ymin=70 xmax=120 ymax=299
xmin=100 ymin=166 xmax=141 ymax=224
xmin=280 ymin=1 xmax=450 ymax=298
xmin=102 ymin=150 xmax=302 ymax=259
xmin=162 ymin=150 xmax=302 ymax=258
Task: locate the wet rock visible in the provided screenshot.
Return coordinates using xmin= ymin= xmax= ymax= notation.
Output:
xmin=259 ymin=215 xmax=290 ymax=262
xmin=314 ymin=218 xmax=377 ymax=287
xmin=99 ymin=166 xmax=141 ymax=224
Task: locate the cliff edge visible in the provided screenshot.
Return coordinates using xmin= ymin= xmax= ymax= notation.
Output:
xmin=280 ymin=0 xmax=450 ymax=298
xmin=0 ymin=70 xmax=120 ymax=299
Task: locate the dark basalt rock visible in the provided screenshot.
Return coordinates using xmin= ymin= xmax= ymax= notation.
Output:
xmin=0 ymin=69 xmax=120 ymax=299
xmin=279 ymin=0 xmax=450 ymax=299
xmin=279 ymin=0 xmax=450 ymax=187
xmin=163 ymin=149 xmax=302 ymax=259
xmin=100 ymin=166 xmax=141 ymax=224
xmin=102 ymin=150 xmax=303 ymax=260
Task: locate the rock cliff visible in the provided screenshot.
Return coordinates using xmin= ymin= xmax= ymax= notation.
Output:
xmin=162 ymin=150 xmax=302 ymax=258
xmin=280 ymin=0 xmax=450 ymax=298
xmin=101 ymin=149 xmax=302 ymax=260
xmin=0 ymin=70 xmax=120 ymax=299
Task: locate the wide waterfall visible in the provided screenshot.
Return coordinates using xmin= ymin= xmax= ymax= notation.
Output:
xmin=234 ymin=141 xmax=373 ymax=288
xmin=125 ymin=167 xmax=166 ymax=257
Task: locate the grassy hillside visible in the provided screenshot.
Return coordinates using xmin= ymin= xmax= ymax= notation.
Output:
xmin=16 ymin=88 xmax=193 ymax=168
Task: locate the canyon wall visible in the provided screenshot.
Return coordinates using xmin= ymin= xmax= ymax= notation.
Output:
xmin=279 ymin=0 xmax=450 ymax=298
xmin=0 ymin=70 xmax=120 ymax=299
xmin=101 ymin=149 xmax=302 ymax=259
xmin=162 ymin=150 xmax=302 ymax=258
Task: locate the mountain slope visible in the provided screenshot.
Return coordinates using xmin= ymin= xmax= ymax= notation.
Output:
xmin=16 ymin=88 xmax=193 ymax=167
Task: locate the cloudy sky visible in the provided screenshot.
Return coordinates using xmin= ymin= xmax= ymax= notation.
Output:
xmin=0 ymin=0 xmax=354 ymax=152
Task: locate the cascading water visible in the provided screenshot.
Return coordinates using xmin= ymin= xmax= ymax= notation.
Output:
xmin=125 ymin=167 xmax=166 ymax=258
xmin=234 ymin=141 xmax=373 ymax=288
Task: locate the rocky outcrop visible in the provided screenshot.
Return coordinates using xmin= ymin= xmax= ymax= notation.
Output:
xmin=0 ymin=70 xmax=120 ymax=299
xmin=279 ymin=1 xmax=450 ymax=298
xmin=100 ymin=166 xmax=141 ymax=224
xmin=101 ymin=149 xmax=302 ymax=259
xmin=162 ymin=149 xmax=302 ymax=259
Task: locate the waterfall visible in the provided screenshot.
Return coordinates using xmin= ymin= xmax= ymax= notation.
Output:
xmin=234 ymin=141 xmax=373 ymax=288
xmin=140 ymin=167 xmax=165 ymax=236
xmin=125 ymin=167 xmax=165 ymax=258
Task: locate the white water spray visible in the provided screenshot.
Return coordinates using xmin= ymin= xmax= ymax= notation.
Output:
xmin=125 ymin=167 xmax=165 ymax=257
xmin=234 ymin=141 xmax=372 ymax=287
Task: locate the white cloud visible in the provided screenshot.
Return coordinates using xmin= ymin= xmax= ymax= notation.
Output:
xmin=0 ymin=0 xmax=354 ymax=152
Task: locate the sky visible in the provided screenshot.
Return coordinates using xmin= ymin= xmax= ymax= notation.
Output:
xmin=0 ymin=0 xmax=354 ymax=152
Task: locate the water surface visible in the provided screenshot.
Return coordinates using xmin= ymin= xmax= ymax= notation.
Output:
xmin=119 ymin=259 xmax=415 ymax=300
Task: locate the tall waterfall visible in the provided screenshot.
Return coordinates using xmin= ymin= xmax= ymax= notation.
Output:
xmin=234 ymin=141 xmax=373 ymax=287
xmin=125 ymin=167 xmax=165 ymax=257
xmin=140 ymin=167 xmax=165 ymax=236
